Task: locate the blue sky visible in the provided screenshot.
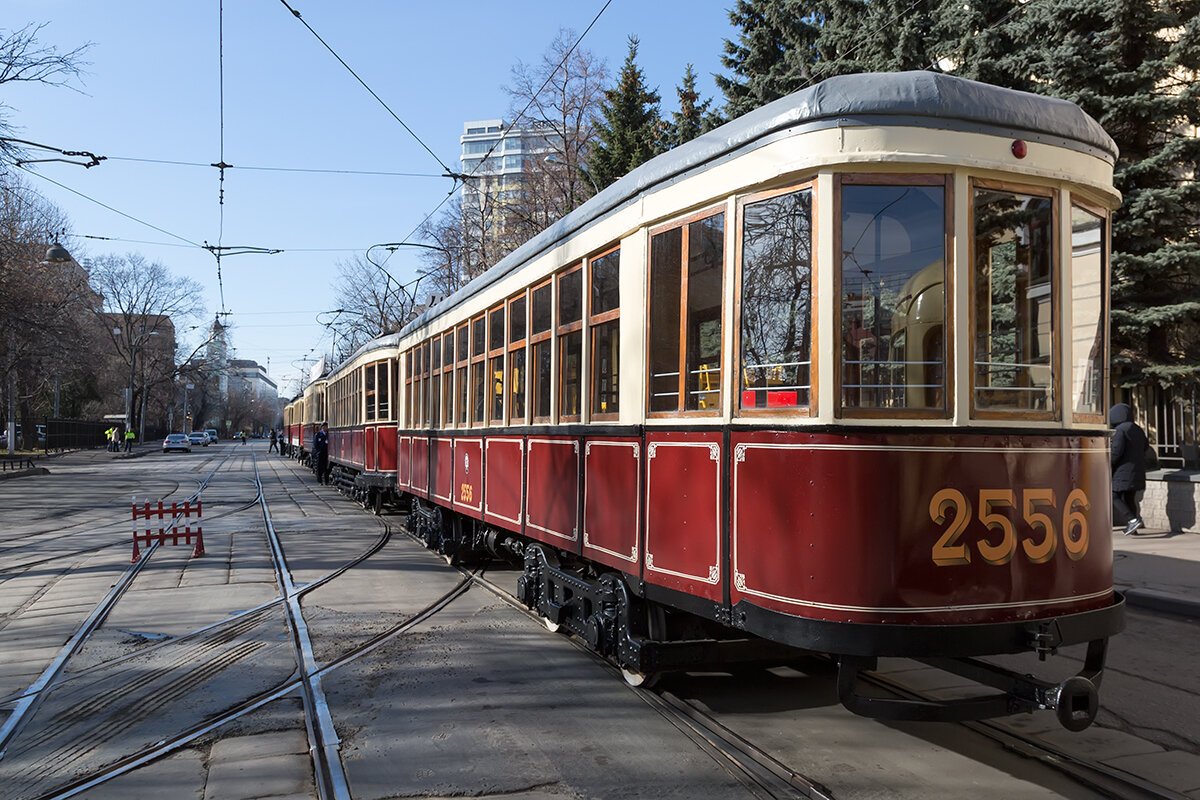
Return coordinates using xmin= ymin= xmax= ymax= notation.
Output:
xmin=4 ymin=1 xmax=736 ymax=395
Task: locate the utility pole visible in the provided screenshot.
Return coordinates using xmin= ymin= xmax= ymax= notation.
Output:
xmin=6 ymin=331 xmax=15 ymax=456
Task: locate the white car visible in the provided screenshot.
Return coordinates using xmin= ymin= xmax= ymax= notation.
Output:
xmin=187 ymin=431 xmax=209 ymax=447
xmin=163 ymin=433 xmax=192 ymax=453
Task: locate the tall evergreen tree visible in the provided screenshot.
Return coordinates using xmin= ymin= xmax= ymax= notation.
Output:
xmin=985 ymin=0 xmax=1200 ymax=385
xmin=716 ymin=0 xmax=825 ymax=119
xmin=933 ymin=0 xmax=1032 ymax=91
xmin=586 ymin=36 xmax=664 ymax=190
xmin=665 ymin=64 xmax=718 ymax=149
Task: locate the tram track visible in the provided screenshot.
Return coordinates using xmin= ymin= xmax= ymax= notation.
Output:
xmin=29 ymin=555 xmax=476 ymax=800
xmin=858 ymin=670 xmax=1190 ymax=800
xmin=253 ymin=452 xmax=352 ymax=800
xmin=0 ymin=448 xmax=242 ymax=763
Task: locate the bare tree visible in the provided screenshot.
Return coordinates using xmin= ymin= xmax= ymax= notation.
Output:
xmin=0 ymin=175 xmax=101 ymax=447
xmin=505 ymin=29 xmax=609 ymax=227
xmin=327 ymin=253 xmax=421 ymax=357
xmin=418 ymin=193 xmax=504 ymax=300
xmin=88 ymin=253 xmax=205 ymax=437
xmin=0 ymin=23 xmax=90 ymax=163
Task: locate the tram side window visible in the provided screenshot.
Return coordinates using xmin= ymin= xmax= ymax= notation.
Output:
xmin=471 ymin=315 xmax=486 ymax=425
xmin=839 ymin=180 xmax=947 ymax=413
xmin=1071 ymin=205 xmax=1107 ymax=419
xmin=378 ymin=362 xmax=391 ymax=420
xmin=509 ymin=294 xmax=527 ymax=423
xmin=430 ymin=336 xmax=442 ymax=428
xmin=530 ymin=281 xmax=553 ymax=422
xmin=589 ymin=247 xmax=620 ymax=417
xmin=973 ymin=186 xmax=1055 ymax=414
xmin=457 ymin=324 xmax=469 ymax=426
xmin=648 ymin=211 xmax=725 ymax=414
xmin=558 ymin=267 xmax=583 ymax=420
xmin=739 ymin=186 xmax=814 ymax=411
xmin=489 ymin=306 xmax=506 ymax=423
xmin=365 ymin=364 xmax=377 ymax=421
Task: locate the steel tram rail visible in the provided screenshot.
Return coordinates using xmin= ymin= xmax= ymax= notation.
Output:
xmin=253 ymin=452 xmax=351 ymax=800
xmin=857 ymin=670 xmax=1190 ymax=800
xmin=33 ymin=549 xmax=476 ymax=800
xmin=0 ymin=486 xmax=392 ymax=720
xmin=0 ymin=448 xmax=241 ymax=761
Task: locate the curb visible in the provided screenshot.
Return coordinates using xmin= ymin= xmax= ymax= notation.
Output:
xmin=0 ymin=467 xmax=50 ymax=481
xmin=1121 ymin=587 xmax=1200 ymax=620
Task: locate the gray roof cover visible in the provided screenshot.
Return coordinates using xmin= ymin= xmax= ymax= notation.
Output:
xmin=399 ymin=70 xmax=1115 ymax=340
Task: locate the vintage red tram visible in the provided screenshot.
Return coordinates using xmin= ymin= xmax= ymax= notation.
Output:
xmin=288 ymin=71 xmax=1124 ymax=730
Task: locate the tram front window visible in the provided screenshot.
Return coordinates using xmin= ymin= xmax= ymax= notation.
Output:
xmin=973 ymin=186 xmax=1055 ymax=415
xmin=739 ymin=185 xmax=814 ymax=411
xmin=838 ymin=180 xmax=947 ymax=413
xmin=1071 ymin=205 xmax=1107 ymax=420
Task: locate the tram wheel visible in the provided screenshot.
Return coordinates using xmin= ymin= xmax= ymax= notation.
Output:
xmin=620 ymin=602 xmax=666 ymax=689
xmin=373 ymin=490 xmax=384 ymax=515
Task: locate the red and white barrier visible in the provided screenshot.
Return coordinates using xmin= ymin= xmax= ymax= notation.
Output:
xmin=131 ymin=496 xmax=205 ymax=562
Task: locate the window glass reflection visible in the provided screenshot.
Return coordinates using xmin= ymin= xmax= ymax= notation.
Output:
xmin=740 ymin=188 xmax=812 ymax=410
xmin=840 ymin=184 xmax=946 ymax=411
xmin=1071 ymin=206 xmax=1106 ymax=417
xmin=973 ymin=188 xmax=1055 ymax=413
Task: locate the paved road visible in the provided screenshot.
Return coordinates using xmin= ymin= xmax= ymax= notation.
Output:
xmin=0 ymin=443 xmax=1196 ymax=799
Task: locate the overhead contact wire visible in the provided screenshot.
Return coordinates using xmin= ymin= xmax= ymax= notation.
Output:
xmin=215 ymin=0 xmax=228 ymax=313
xmin=15 ymin=166 xmax=203 ymax=248
xmin=399 ymin=0 xmax=614 ymax=248
xmin=278 ymin=0 xmax=453 ymax=177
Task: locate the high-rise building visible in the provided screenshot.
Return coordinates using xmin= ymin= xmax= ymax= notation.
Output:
xmin=459 ymin=119 xmax=556 ymax=245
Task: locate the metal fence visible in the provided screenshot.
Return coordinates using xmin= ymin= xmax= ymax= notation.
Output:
xmin=44 ymin=418 xmax=109 ymax=454
xmin=1128 ymin=384 xmax=1199 ymax=469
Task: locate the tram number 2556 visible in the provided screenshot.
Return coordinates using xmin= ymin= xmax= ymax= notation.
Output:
xmin=459 ymin=482 xmax=474 ymax=503
xmin=929 ymin=488 xmax=1090 ymax=567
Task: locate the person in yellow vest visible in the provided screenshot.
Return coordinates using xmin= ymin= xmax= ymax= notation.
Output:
xmin=104 ymin=427 xmax=114 ymax=451
xmin=123 ymin=427 xmax=136 ymax=453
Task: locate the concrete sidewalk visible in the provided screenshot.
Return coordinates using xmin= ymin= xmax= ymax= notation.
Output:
xmin=1113 ymin=528 xmax=1200 ymax=618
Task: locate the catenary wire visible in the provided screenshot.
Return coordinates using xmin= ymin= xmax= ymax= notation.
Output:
xmin=215 ymin=0 xmax=228 ymax=313
xmin=102 ymin=155 xmax=445 ymax=178
xmin=396 ymin=0 xmax=615 ymax=248
xmin=16 ymin=166 xmax=203 ymax=248
xmin=277 ymin=0 xmax=454 ymax=177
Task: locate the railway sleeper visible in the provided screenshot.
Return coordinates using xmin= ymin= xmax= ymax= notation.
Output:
xmin=518 ymin=544 xmax=800 ymax=686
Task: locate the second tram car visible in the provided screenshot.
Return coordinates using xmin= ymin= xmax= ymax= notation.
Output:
xmin=287 ymin=71 xmax=1125 ymax=730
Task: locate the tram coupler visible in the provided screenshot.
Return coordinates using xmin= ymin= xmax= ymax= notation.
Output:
xmin=837 ymin=637 xmax=1108 ymax=731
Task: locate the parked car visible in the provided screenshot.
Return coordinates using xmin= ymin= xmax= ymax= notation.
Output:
xmin=187 ymin=431 xmax=209 ymax=447
xmin=162 ymin=433 xmax=191 ymax=453
xmin=0 ymin=426 xmax=44 ymax=448
xmin=205 ymin=429 xmax=219 ymax=443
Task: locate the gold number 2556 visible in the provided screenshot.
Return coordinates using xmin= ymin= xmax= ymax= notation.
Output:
xmin=929 ymin=488 xmax=1090 ymax=567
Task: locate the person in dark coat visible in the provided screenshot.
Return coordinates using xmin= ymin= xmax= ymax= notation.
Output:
xmin=1110 ymin=403 xmax=1148 ymax=535
xmin=313 ymin=422 xmax=330 ymax=485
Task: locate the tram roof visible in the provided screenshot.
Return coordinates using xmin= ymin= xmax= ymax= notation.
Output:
xmin=394 ymin=70 xmax=1116 ymax=343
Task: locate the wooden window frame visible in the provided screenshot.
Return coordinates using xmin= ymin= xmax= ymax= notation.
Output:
xmin=968 ymin=177 xmax=1061 ymax=423
xmin=587 ymin=243 xmax=621 ymax=422
xmin=1068 ymin=197 xmax=1110 ymax=426
xmin=469 ymin=314 xmax=486 ymax=427
xmin=529 ymin=278 xmax=554 ymax=424
xmin=404 ymin=349 xmax=414 ymax=428
xmin=556 ymin=264 xmax=584 ymax=423
xmin=734 ymin=180 xmax=819 ymax=418
xmin=507 ymin=292 xmax=529 ymax=426
xmin=456 ymin=323 xmax=470 ymax=427
xmin=488 ymin=303 xmax=507 ymax=425
xmin=833 ymin=173 xmax=955 ymax=420
xmin=442 ymin=331 xmax=454 ymax=429
xmin=645 ymin=203 xmax=727 ymax=419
